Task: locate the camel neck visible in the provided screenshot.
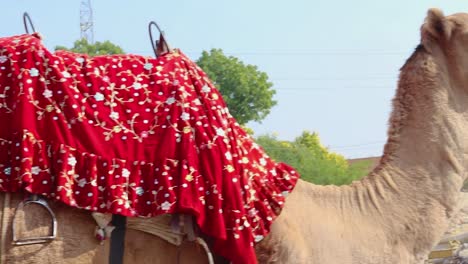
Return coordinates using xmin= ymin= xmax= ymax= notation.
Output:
xmin=356 ymin=47 xmax=468 ymax=260
xmin=377 ymin=46 xmax=466 ymax=208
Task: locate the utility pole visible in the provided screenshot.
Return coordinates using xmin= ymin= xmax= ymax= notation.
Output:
xmin=80 ymin=0 xmax=94 ymax=43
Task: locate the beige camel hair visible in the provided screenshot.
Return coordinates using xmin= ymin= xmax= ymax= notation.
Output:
xmin=255 ymin=8 xmax=468 ymax=264
xmin=1 ymin=8 xmax=468 ymax=264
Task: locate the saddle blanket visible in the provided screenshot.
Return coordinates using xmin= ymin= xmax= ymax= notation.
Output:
xmin=0 ymin=33 xmax=299 ymax=264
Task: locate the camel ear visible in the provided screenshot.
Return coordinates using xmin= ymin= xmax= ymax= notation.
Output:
xmin=421 ymin=8 xmax=452 ymax=42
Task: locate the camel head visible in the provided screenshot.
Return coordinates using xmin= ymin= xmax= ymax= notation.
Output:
xmin=421 ymin=8 xmax=468 ymax=86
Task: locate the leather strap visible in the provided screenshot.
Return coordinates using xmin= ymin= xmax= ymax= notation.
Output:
xmin=109 ymin=214 xmax=126 ymax=264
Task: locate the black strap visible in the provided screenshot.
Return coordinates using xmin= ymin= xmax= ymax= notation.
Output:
xmin=109 ymin=214 xmax=127 ymax=264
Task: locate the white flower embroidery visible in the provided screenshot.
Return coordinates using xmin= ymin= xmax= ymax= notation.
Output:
xmin=201 ymin=85 xmax=210 ymax=93
xmin=254 ymin=235 xmax=264 ymax=243
xmin=161 ymin=201 xmax=172 ymax=211
xmin=141 ymin=131 xmax=149 ymax=138
xmin=76 ymin=57 xmax=85 ymax=63
xmin=225 ymin=152 xmax=232 ymax=160
xmin=180 ymin=112 xmax=190 ymax=121
xmin=136 ymin=187 xmax=144 ymax=196
xmin=0 ymin=55 xmax=7 ymax=63
xmin=68 ymin=156 xmax=77 ymax=166
xmin=3 ymin=167 xmax=11 ymax=175
xmin=31 ymin=166 xmax=41 ymax=175
xmin=282 ymin=191 xmax=289 ymax=197
xmin=122 ymin=168 xmax=130 ymax=178
xmin=133 ymin=82 xmax=142 ymax=90
xmin=259 ymin=158 xmax=267 ymax=166
xmin=42 ymin=89 xmax=53 ymax=98
xmin=94 ymin=92 xmax=105 ymax=101
xmin=144 ymin=63 xmax=153 ymax=70
xmin=216 ymin=128 xmax=225 ymax=137
xmin=110 ymin=112 xmax=119 ymax=120
xmin=166 ymin=97 xmax=175 ymax=105
xmin=102 ymin=76 xmax=110 ymax=82
xmin=62 ymin=71 xmax=71 ymax=78
xmin=78 ymin=178 xmax=87 ymax=188
xmin=248 ymin=208 xmax=257 ymax=217
xmin=29 ymin=68 xmax=39 ymax=77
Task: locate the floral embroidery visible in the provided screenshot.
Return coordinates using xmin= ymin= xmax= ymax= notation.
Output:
xmin=133 ymin=82 xmax=142 ymax=90
xmin=68 ymin=156 xmax=77 ymax=167
xmin=78 ymin=178 xmax=87 ymax=188
xmin=216 ymin=128 xmax=226 ymax=137
xmin=62 ymin=71 xmax=71 ymax=78
xmin=180 ymin=112 xmax=190 ymax=121
xmin=143 ymin=63 xmax=153 ymax=70
xmin=135 ymin=187 xmax=144 ymax=196
xmin=0 ymin=34 xmax=299 ymax=264
xmin=94 ymin=92 xmax=105 ymax=101
xmin=140 ymin=131 xmax=149 ymax=138
xmin=29 ymin=68 xmax=39 ymax=77
xmin=166 ymin=97 xmax=175 ymax=105
xmin=161 ymin=201 xmax=172 ymax=211
xmin=31 ymin=166 xmax=41 ymax=175
xmin=109 ymin=112 xmax=119 ymax=120
xmin=42 ymin=89 xmax=53 ymax=98
xmin=122 ymin=168 xmax=130 ymax=178
xmin=201 ymin=85 xmax=210 ymax=93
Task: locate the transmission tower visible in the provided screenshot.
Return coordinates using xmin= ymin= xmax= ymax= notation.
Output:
xmin=80 ymin=0 xmax=94 ymax=43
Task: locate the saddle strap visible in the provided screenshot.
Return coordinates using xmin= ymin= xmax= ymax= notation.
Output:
xmin=109 ymin=214 xmax=127 ymax=264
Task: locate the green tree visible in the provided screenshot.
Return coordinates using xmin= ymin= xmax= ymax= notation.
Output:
xmin=55 ymin=39 xmax=124 ymax=56
xmin=256 ymin=131 xmax=371 ymax=185
xmin=196 ymin=49 xmax=276 ymax=125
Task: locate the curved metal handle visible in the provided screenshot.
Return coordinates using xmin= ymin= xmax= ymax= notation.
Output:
xmin=12 ymin=195 xmax=57 ymax=246
xmin=23 ymin=12 xmax=36 ymax=34
xmin=148 ymin=21 xmax=171 ymax=58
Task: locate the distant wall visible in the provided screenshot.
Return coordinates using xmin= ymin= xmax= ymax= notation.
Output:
xmin=347 ymin=156 xmax=381 ymax=172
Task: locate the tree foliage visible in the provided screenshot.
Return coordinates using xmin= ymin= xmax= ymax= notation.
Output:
xmin=196 ymin=49 xmax=277 ymax=125
xmin=256 ymin=131 xmax=371 ymax=185
xmin=55 ymin=39 xmax=124 ymax=56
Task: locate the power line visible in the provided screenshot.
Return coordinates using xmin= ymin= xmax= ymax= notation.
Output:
xmin=182 ymin=51 xmax=410 ymax=56
xmin=273 ymin=85 xmax=396 ymax=92
xmin=272 ymin=77 xmax=396 ymax=81
xmin=126 ymin=49 xmax=411 ymax=57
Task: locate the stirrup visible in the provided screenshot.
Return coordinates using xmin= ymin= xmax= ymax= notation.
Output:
xmin=12 ymin=195 xmax=57 ymax=246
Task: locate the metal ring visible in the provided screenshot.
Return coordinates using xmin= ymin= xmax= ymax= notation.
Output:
xmin=148 ymin=21 xmax=169 ymax=58
xmin=12 ymin=195 xmax=57 ymax=246
xmin=23 ymin=12 xmax=36 ymax=34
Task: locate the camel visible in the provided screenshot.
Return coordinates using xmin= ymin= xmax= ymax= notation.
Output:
xmin=1 ymin=7 xmax=468 ymax=264
xmin=255 ymin=8 xmax=468 ymax=264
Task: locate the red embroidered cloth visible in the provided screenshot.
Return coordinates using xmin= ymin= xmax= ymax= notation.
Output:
xmin=0 ymin=33 xmax=299 ymax=263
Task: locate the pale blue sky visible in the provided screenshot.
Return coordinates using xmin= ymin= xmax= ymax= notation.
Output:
xmin=1 ymin=1 xmax=466 ymax=158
